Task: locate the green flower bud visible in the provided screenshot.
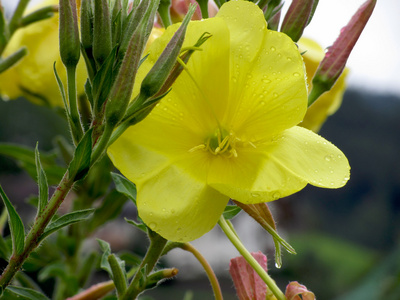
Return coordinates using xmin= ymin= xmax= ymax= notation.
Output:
xmin=59 ymin=0 xmax=80 ymax=68
xmin=93 ymin=0 xmax=112 ymax=67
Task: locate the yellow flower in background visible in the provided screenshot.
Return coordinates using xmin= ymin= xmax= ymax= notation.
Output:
xmin=299 ymin=38 xmax=349 ymax=132
xmin=0 ymin=0 xmax=86 ymax=106
xmin=108 ymin=1 xmax=350 ymax=242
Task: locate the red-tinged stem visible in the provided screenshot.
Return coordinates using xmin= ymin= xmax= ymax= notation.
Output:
xmin=0 ymin=172 xmax=74 ymax=289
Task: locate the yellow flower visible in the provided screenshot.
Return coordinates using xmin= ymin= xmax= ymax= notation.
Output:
xmin=299 ymin=38 xmax=349 ymax=132
xmin=108 ymin=1 xmax=350 ymax=242
xmin=0 ymin=0 xmax=86 ymax=106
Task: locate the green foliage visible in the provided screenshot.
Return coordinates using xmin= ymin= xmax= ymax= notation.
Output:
xmin=222 ymin=205 xmax=242 ymax=220
xmin=68 ymin=129 xmax=93 ymax=181
xmin=39 ymin=209 xmax=95 ymax=243
xmin=0 ymin=143 xmax=65 ymax=185
xmin=111 ymin=172 xmax=137 ymax=204
xmin=1 ymin=286 xmax=49 ymax=300
xmin=89 ymin=189 xmax=128 ymax=231
xmin=35 ymin=144 xmax=49 ymax=214
xmin=0 ymin=186 xmax=25 ymax=255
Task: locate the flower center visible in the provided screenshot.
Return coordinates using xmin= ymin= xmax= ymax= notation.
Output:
xmin=189 ymin=128 xmax=245 ymax=158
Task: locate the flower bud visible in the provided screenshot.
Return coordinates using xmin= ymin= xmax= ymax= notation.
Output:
xmin=229 ymin=252 xmax=269 ymax=300
xmin=280 ymin=0 xmax=316 ymax=42
xmin=105 ymin=0 xmax=160 ymax=127
xmin=308 ymin=0 xmax=376 ymax=106
xmin=285 ymin=281 xmax=315 ymax=300
xmin=93 ymin=0 xmax=112 ymax=67
xmin=59 ymin=0 xmax=80 ymax=68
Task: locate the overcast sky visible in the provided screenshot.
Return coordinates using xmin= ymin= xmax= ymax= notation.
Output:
xmin=3 ymin=0 xmax=399 ymax=97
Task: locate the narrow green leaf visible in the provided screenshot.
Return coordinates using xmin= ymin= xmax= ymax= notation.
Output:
xmin=223 ymin=205 xmax=242 ymax=220
xmin=0 ymin=143 xmax=65 ymax=185
xmin=111 ymin=172 xmax=137 ymax=204
xmin=97 ymin=239 xmax=112 ymax=276
xmin=0 ymin=186 xmax=25 ymax=255
xmin=68 ymin=128 xmax=93 ymax=181
xmin=92 ymin=46 xmax=118 ymax=114
xmin=125 ymin=218 xmax=147 ymax=232
xmin=0 ymin=47 xmax=28 ymax=73
xmin=53 ymin=62 xmax=69 ymax=113
xmin=35 ymin=144 xmax=48 ymax=214
xmin=39 ymin=209 xmax=95 ymax=242
xmin=3 ymin=286 xmax=49 ymax=300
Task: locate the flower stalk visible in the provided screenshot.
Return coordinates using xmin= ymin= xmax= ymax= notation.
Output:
xmin=218 ymin=216 xmax=286 ymax=300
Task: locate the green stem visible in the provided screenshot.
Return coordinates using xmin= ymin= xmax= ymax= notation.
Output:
xmin=91 ymin=122 xmax=114 ymax=166
xmin=67 ymin=65 xmax=84 ymax=144
xmin=121 ymin=230 xmax=167 ymax=300
xmin=181 ymin=243 xmax=223 ymax=300
xmin=218 ymin=216 xmax=286 ymax=300
xmin=7 ymin=0 xmax=30 ymax=36
xmin=0 ymin=172 xmax=74 ymax=289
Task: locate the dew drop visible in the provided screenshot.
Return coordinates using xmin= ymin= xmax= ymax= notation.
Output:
xmin=251 ymin=192 xmax=260 ymax=198
xmin=149 ymin=222 xmax=157 ymax=230
xmin=324 ymin=154 xmax=333 ymax=161
xmin=275 ymin=262 xmax=281 ymax=269
xmin=270 ymin=46 xmax=276 ymax=52
xmin=337 ymin=154 xmax=342 ymax=159
xmin=273 ymin=93 xmax=278 ymax=98
xmin=293 ymin=72 xmax=300 ymax=77
xmin=262 ymin=79 xmax=271 ymax=84
xmin=272 ymin=192 xmax=281 ymax=200
xmin=287 ymin=57 xmax=292 ymax=61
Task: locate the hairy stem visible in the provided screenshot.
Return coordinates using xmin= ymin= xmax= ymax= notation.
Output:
xmin=0 ymin=172 xmax=74 ymax=289
xmin=121 ymin=230 xmax=167 ymax=300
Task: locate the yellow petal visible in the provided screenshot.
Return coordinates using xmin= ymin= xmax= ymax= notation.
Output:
xmin=217 ymin=1 xmax=308 ymax=140
xmin=267 ymin=126 xmax=350 ymax=188
xmin=109 ymin=136 xmax=229 ymax=242
xmin=208 ymin=126 xmax=349 ymax=204
xmin=208 ymin=151 xmax=308 ymax=204
xmin=132 ymin=17 xmax=230 ymax=133
xmin=137 ymin=158 xmax=229 ymax=242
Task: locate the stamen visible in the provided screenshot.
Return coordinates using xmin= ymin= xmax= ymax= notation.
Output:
xmin=188 ymin=144 xmax=206 ymax=152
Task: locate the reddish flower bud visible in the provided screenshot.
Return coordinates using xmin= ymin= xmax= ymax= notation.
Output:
xmin=229 ymin=251 xmax=269 ymax=300
xmin=285 ymin=281 xmax=316 ymax=300
xmin=280 ymin=0 xmax=316 ymax=42
xmin=308 ymin=0 xmax=376 ymax=106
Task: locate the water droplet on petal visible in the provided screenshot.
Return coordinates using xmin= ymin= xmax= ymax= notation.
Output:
xmin=149 ymin=222 xmax=157 ymax=230
xmin=293 ymin=72 xmax=300 ymax=77
xmin=272 ymin=192 xmax=281 ymax=200
xmin=251 ymin=192 xmax=260 ymax=198
xmin=270 ymin=46 xmax=276 ymax=52
xmin=325 ymin=154 xmax=333 ymax=161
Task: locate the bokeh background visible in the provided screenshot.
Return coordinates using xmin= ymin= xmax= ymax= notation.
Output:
xmin=0 ymin=1 xmax=399 ymax=299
